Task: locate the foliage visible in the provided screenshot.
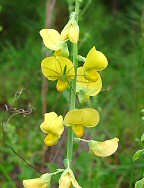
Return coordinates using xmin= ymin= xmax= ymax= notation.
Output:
xmin=133 ymin=110 xmax=144 ymax=188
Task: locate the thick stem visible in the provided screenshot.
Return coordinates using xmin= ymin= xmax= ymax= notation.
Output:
xmin=66 ymin=0 xmax=80 ymax=168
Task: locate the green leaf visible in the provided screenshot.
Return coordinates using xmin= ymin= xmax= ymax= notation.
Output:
xmin=142 ymin=116 xmax=144 ymax=120
xmin=141 ymin=133 xmax=144 ymax=142
xmin=141 ymin=109 xmax=144 ymax=113
xmin=132 ymin=150 xmax=144 ymax=161
xmin=135 ymin=177 xmax=144 ymax=188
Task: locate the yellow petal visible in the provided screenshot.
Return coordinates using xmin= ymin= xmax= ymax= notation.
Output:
xmin=44 ymin=133 xmax=59 ymax=146
xmin=77 ymin=67 xmax=102 ymax=97
xmin=23 ymin=178 xmax=49 ymax=188
xmin=81 ymin=108 xmax=99 ymax=127
xmin=89 ymin=138 xmax=119 ymax=157
xmin=64 ymin=109 xmax=83 ymax=126
xmin=72 ymin=125 xmax=84 ymax=138
xmin=59 ymin=170 xmax=82 ymax=188
xmin=68 ymin=24 xmax=79 ymax=43
xmin=23 ymin=174 xmax=51 ymax=188
xmin=84 ymin=69 xmax=99 ymax=82
xmin=54 ymin=50 xmax=62 ymax=56
xmin=41 ymin=184 xmax=48 ymax=188
xmin=23 ymin=178 xmax=40 ymax=188
xmin=48 ymin=115 xmax=64 ymax=136
xmin=41 ymin=57 xmax=61 ymax=81
xmin=69 ymin=174 xmax=82 ymax=188
xmin=96 ymin=51 xmax=108 ymax=70
xmin=64 ymin=108 xmax=99 ymax=127
xmin=61 ymin=20 xmax=79 ymax=44
xmin=56 ymin=79 xmax=69 ymax=92
xmin=40 ymin=112 xmax=58 ymax=133
xmin=55 ymin=56 xmax=75 ymax=80
xmin=83 ymin=46 xmax=108 ymax=71
xmin=61 ymin=27 xmax=70 ymax=41
xmin=41 ymin=56 xmax=75 ymax=83
xmin=59 ymin=174 xmax=72 ymax=188
xmin=40 ymin=29 xmax=62 ymax=51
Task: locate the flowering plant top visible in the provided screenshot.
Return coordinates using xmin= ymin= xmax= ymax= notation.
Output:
xmin=23 ymin=1 xmax=119 ymax=187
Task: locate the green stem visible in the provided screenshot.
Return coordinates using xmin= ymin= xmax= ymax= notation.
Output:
xmin=74 ymin=137 xmax=89 ymax=143
xmin=50 ymin=169 xmax=64 ymax=176
xmin=66 ymin=0 xmax=80 ymax=168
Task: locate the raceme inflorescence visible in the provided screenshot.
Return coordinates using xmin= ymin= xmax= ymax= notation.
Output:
xmin=23 ymin=0 xmax=119 ymax=187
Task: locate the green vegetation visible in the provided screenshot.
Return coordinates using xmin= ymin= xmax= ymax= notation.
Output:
xmin=0 ymin=0 xmax=144 ymax=187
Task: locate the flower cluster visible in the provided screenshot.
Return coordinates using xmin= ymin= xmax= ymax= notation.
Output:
xmin=23 ymin=4 xmax=119 ymax=188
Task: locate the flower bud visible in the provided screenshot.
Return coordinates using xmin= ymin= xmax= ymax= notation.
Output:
xmin=61 ymin=18 xmax=79 ymax=44
xmin=59 ymin=169 xmax=81 ymax=188
xmin=23 ymin=173 xmax=51 ymax=188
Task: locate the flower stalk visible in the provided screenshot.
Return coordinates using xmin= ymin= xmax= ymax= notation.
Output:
xmin=67 ymin=0 xmax=80 ymax=168
xmin=32 ymin=0 xmax=119 ymax=186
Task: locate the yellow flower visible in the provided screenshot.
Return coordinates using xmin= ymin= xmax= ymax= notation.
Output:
xmin=89 ymin=138 xmax=119 ymax=157
xmin=40 ymin=29 xmax=62 ymax=51
xmin=83 ymin=46 xmax=108 ymax=81
xmin=23 ymin=178 xmax=46 ymax=188
xmin=41 ymin=56 xmax=75 ymax=92
xmin=76 ymin=67 xmax=102 ymax=102
xmin=40 ymin=29 xmax=69 ymax=57
xmin=64 ymin=108 xmax=99 ymax=137
xmin=61 ymin=18 xmax=79 ymax=44
xmin=23 ymin=173 xmax=51 ymax=188
xmin=59 ymin=169 xmax=81 ymax=188
xmin=40 ymin=112 xmax=64 ymax=146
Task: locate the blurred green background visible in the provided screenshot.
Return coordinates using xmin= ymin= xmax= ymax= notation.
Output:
xmin=0 ymin=0 xmax=144 ymax=187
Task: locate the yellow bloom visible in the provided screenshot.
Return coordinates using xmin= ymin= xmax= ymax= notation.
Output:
xmin=41 ymin=56 xmax=75 ymax=92
xmin=40 ymin=112 xmax=64 ymax=146
xmin=61 ymin=18 xmax=79 ymax=44
xmin=23 ymin=178 xmax=45 ymax=188
xmin=64 ymin=108 xmax=99 ymax=137
xmin=40 ymin=29 xmax=62 ymax=51
xmin=59 ymin=169 xmax=81 ymax=188
xmin=23 ymin=173 xmax=51 ymax=188
xmin=76 ymin=67 xmax=102 ymax=101
xmin=83 ymin=46 xmax=108 ymax=81
xmin=89 ymin=138 xmax=119 ymax=157
xmin=40 ymin=29 xmax=69 ymax=57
